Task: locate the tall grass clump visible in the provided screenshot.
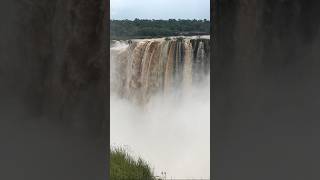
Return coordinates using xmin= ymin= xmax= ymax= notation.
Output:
xmin=110 ymin=147 xmax=155 ymax=180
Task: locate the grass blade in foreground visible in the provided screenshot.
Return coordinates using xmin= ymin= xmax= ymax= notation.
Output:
xmin=110 ymin=147 xmax=155 ymax=180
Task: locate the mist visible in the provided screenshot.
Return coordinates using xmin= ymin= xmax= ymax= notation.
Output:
xmin=110 ymin=41 xmax=210 ymax=178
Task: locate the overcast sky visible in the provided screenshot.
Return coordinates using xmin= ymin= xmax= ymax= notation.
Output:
xmin=111 ymin=0 xmax=210 ymax=20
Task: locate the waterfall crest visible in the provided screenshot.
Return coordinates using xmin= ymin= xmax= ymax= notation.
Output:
xmin=111 ymin=36 xmax=210 ymax=104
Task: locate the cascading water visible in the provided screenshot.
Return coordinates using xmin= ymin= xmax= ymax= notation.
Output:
xmin=110 ymin=36 xmax=210 ymax=178
xmin=111 ymin=36 xmax=210 ymax=104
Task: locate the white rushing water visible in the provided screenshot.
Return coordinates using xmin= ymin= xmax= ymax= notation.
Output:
xmin=110 ymin=36 xmax=210 ymax=179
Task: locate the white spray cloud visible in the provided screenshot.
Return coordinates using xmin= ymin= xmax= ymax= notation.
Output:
xmin=110 ymin=43 xmax=210 ymax=179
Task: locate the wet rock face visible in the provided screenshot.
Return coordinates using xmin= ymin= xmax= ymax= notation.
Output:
xmin=214 ymin=1 xmax=320 ymax=180
xmin=0 ymin=0 xmax=106 ymax=179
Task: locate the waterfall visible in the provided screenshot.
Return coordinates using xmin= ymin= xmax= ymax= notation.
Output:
xmin=111 ymin=36 xmax=210 ymax=104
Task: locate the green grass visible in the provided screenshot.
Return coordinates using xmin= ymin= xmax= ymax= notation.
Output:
xmin=110 ymin=147 xmax=156 ymax=180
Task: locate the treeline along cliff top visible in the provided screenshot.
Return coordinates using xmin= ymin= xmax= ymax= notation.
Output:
xmin=110 ymin=19 xmax=210 ymax=40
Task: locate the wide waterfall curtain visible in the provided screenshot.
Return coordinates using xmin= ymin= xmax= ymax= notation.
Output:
xmin=4 ymin=0 xmax=320 ymax=179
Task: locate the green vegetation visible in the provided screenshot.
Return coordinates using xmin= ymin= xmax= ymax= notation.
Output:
xmin=110 ymin=147 xmax=155 ymax=180
xmin=111 ymin=19 xmax=210 ymax=40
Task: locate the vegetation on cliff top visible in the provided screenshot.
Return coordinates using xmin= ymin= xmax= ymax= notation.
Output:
xmin=111 ymin=19 xmax=210 ymax=40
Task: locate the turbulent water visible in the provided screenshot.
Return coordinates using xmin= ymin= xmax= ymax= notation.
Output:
xmin=110 ymin=36 xmax=210 ymax=178
xmin=111 ymin=36 xmax=210 ymax=104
